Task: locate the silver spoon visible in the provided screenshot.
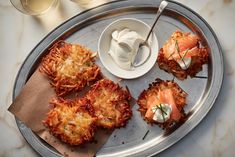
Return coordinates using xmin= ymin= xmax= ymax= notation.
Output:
xmin=132 ymin=0 xmax=168 ymax=67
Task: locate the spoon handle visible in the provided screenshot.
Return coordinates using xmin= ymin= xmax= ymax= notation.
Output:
xmin=145 ymin=0 xmax=168 ymax=42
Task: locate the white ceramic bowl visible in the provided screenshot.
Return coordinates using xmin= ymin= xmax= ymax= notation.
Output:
xmin=98 ymin=18 xmax=159 ymax=79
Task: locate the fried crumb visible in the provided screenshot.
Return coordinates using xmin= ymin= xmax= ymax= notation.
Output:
xmin=117 ymin=78 xmax=123 ymax=82
xmin=64 ymin=152 xmax=69 ymax=157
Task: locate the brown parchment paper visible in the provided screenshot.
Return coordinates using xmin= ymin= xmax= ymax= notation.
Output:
xmin=8 ymin=70 xmax=112 ymax=157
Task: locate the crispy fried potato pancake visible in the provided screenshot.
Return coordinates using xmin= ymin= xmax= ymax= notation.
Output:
xmin=157 ymin=30 xmax=209 ymax=80
xmin=43 ymin=98 xmax=97 ymax=145
xmin=40 ymin=41 xmax=101 ymax=96
xmin=86 ymin=79 xmax=132 ymax=129
xmin=137 ymin=78 xmax=187 ymax=129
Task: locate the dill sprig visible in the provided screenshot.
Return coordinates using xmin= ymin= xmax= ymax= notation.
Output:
xmin=167 ymin=51 xmax=175 ymax=59
xmin=175 ymin=39 xmax=187 ymax=69
xmin=142 ymin=130 xmax=150 ymax=140
xmin=182 ymin=48 xmax=189 ymax=59
xmin=153 ymin=103 xmax=167 ymax=122
xmin=194 ymin=76 xmax=208 ymax=79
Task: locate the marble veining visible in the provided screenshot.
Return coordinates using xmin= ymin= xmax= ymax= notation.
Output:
xmin=1 ymin=0 xmax=235 ymax=157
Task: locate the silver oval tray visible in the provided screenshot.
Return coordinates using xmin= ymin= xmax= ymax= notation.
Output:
xmin=13 ymin=0 xmax=223 ymax=156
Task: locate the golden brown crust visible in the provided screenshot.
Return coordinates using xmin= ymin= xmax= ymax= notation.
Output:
xmin=43 ymin=97 xmax=97 ymax=145
xmin=39 ymin=41 xmax=101 ymax=96
xmin=86 ymin=79 xmax=132 ymax=129
xmin=137 ymin=78 xmax=187 ymax=129
xmin=157 ymin=31 xmax=209 ymax=80
xmin=43 ymin=79 xmax=133 ymax=145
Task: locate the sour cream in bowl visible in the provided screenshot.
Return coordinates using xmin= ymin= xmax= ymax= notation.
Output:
xmin=98 ymin=18 xmax=159 ymax=79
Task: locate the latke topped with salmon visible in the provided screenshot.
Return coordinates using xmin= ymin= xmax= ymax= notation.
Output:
xmin=157 ymin=30 xmax=209 ymax=80
xmin=40 ymin=41 xmax=101 ymax=96
xmin=137 ymin=78 xmax=187 ymax=129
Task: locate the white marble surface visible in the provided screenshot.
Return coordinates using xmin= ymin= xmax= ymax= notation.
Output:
xmin=0 ymin=0 xmax=234 ymax=156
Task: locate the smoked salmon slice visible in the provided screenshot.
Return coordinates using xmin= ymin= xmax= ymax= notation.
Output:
xmin=145 ymin=95 xmax=160 ymax=119
xmin=159 ymin=89 xmax=181 ymax=121
xmin=176 ymin=33 xmax=199 ymax=52
xmin=163 ymin=31 xmax=199 ymax=59
xmin=144 ymin=89 xmax=181 ymax=121
xmin=163 ymin=30 xmax=199 ymax=59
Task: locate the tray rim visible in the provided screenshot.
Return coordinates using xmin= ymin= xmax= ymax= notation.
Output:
xmin=12 ymin=0 xmax=224 ymax=157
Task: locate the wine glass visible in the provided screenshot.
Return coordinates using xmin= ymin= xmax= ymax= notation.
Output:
xmin=10 ymin=0 xmax=59 ymax=16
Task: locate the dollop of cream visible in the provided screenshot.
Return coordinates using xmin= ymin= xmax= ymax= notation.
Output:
xmin=151 ymin=103 xmax=172 ymax=123
xmin=176 ymin=57 xmax=191 ymax=70
xmin=108 ymin=28 xmax=144 ymax=70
